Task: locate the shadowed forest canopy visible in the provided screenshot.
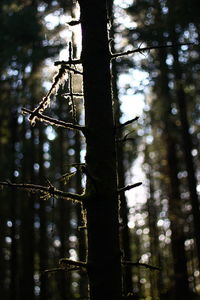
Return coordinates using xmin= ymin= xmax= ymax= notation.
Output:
xmin=0 ymin=0 xmax=200 ymax=299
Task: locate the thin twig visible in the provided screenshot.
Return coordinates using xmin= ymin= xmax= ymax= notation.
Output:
xmin=44 ymin=266 xmax=79 ymax=274
xmin=44 ymin=267 xmax=66 ymax=274
xmin=0 ymin=181 xmax=83 ymax=202
xmin=116 ymin=117 xmax=139 ymax=130
xmin=61 ymin=65 xmax=83 ymax=75
xmin=54 ymin=59 xmax=82 ymax=66
xmin=62 ymin=92 xmax=83 ymax=98
xmin=22 ymin=108 xmax=86 ymax=134
xmin=111 ymin=42 xmax=194 ymax=59
xmin=118 ymin=182 xmax=142 ymax=193
xmin=67 ymin=19 xmax=81 ymax=26
xmin=28 ymin=66 xmax=67 ymax=124
xmin=122 ymin=261 xmax=160 ymax=271
xmin=59 ymin=258 xmax=87 ymax=269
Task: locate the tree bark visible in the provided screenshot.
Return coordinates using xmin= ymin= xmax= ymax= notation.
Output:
xmin=78 ymin=1 xmax=122 ymax=299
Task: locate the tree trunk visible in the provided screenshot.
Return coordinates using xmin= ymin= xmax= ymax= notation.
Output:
xmin=78 ymin=1 xmax=122 ymax=299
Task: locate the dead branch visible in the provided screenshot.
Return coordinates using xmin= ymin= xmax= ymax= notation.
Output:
xmin=59 ymin=258 xmax=87 ymax=269
xmin=122 ymin=261 xmax=160 ymax=271
xmin=62 ymin=92 xmax=83 ymax=98
xmin=116 ymin=117 xmax=139 ymax=130
xmin=61 ymin=65 xmax=83 ymax=75
xmin=67 ymin=19 xmax=81 ymax=26
xmin=118 ymin=182 xmax=142 ymax=193
xmin=111 ymin=42 xmax=193 ymax=59
xmin=0 ymin=181 xmax=84 ymax=203
xmin=28 ymin=66 xmax=67 ymax=125
xmin=22 ymin=108 xmax=86 ymax=134
xmin=54 ymin=59 xmax=82 ymax=66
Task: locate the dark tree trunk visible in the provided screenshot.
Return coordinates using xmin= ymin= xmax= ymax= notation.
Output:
xmin=38 ymin=126 xmax=48 ymax=300
xmin=20 ymin=123 xmax=35 ymax=300
xmin=78 ymin=1 xmax=122 ymax=299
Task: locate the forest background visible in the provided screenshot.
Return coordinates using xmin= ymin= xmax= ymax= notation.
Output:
xmin=0 ymin=0 xmax=200 ymax=299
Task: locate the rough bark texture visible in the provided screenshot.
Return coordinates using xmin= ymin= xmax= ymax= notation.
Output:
xmin=78 ymin=1 xmax=122 ymax=299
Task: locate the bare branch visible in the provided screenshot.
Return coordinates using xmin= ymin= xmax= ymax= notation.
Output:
xmin=28 ymin=66 xmax=67 ymax=125
xmin=111 ymin=42 xmax=194 ymax=59
xmin=62 ymin=92 xmax=83 ymax=98
xmin=122 ymin=261 xmax=160 ymax=271
xmin=59 ymin=258 xmax=87 ymax=269
xmin=22 ymin=108 xmax=86 ymax=134
xmin=44 ymin=267 xmax=66 ymax=274
xmin=118 ymin=182 xmax=142 ymax=193
xmin=116 ymin=117 xmax=139 ymax=130
xmin=0 ymin=181 xmax=84 ymax=203
xmin=67 ymin=19 xmax=81 ymax=26
xmin=54 ymin=59 xmax=82 ymax=66
xmin=61 ymin=65 xmax=83 ymax=75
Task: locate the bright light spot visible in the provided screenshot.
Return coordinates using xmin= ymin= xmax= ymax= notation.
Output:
xmin=18 ymin=115 xmax=23 ymax=124
xmin=5 ymin=236 xmax=12 ymax=244
xmin=68 ymin=148 xmax=75 ymax=156
xmin=185 ymin=239 xmax=194 ymax=247
xmin=140 ymin=253 xmax=149 ymax=263
xmin=166 ymin=229 xmax=171 ymax=237
xmin=69 ymin=249 xmax=78 ymax=261
xmin=143 ymin=228 xmax=149 ymax=235
xmin=69 ymin=235 xmax=77 ymax=242
xmin=43 ymin=142 xmax=49 ymax=152
xmin=34 ymin=286 xmax=40 ymax=296
xmin=44 ymin=161 xmax=50 ymax=169
xmin=136 ymin=229 xmax=143 ymax=235
xmin=34 ymin=221 xmax=40 ymax=229
xmin=140 ymin=278 xmax=146 ymax=284
xmin=7 ymin=221 xmax=12 ymax=227
xmin=194 ymin=270 xmax=200 ymax=277
xmin=159 ymin=234 xmax=165 ymax=241
xmin=191 ymin=149 xmax=198 ymax=156
xmin=14 ymin=170 xmax=19 ymax=177
xmin=157 ymin=219 xmax=164 ymax=227
xmin=54 ymin=239 xmax=61 ymax=248
xmin=34 ymin=163 xmax=40 ymax=172
xmin=114 ymin=0 xmax=133 ymax=8
xmin=128 ymin=220 xmax=135 ymax=229
xmin=165 ymin=237 xmax=171 ymax=244
xmin=72 ymin=282 xmax=78 ymax=288
xmin=45 ymin=126 xmax=56 ymax=141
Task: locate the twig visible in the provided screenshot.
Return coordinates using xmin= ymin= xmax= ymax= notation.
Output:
xmin=122 ymin=261 xmax=160 ymax=271
xmin=44 ymin=266 xmax=79 ymax=274
xmin=54 ymin=59 xmax=82 ymax=66
xmin=0 ymin=181 xmax=84 ymax=203
xmin=67 ymin=19 xmax=81 ymax=26
xmin=44 ymin=267 xmax=66 ymax=274
xmin=61 ymin=65 xmax=83 ymax=75
xmin=118 ymin=182 xmax=142 ymax=193
xmin=59 ymin=258 xmax=87 ymax=269
xmin=111 ymin=42 xmax=194 ymax=59
xmin=116 ymin=117 xmax=139 ymax=130
xmin=22 ymin=108 xmax=86 ymax=134
xmin=62 ymin=92 xmax=83 ymax=98
xmin=28 ymin=66 xmax=67 ymax=125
